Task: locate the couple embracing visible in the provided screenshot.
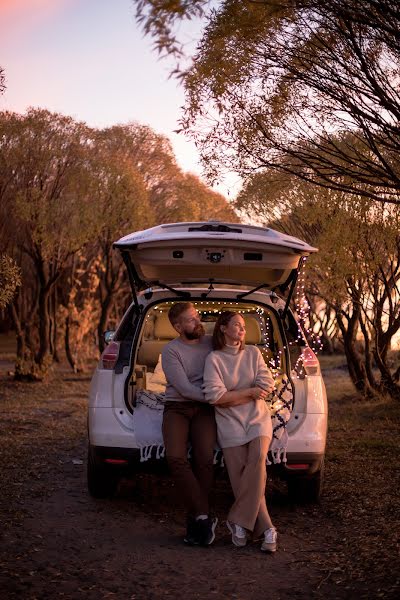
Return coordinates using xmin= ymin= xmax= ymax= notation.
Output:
xmin=161 ymin=302 xmax=278 ymax=552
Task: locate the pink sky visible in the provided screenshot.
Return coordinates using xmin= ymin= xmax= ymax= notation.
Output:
xmin=0 ymin=0 xmax=241 ymax=198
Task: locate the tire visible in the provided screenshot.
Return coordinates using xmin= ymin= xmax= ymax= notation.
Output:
xmin=287 ymin=459 xmax=325 ymax=504
xmin=87 ymin=445 xmax=119 ymax=499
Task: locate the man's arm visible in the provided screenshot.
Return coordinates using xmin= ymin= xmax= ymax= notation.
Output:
xmin=162 ymin=346 xmax=205 ymax=402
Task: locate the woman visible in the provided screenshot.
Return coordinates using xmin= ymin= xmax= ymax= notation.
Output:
xmin=203 ymin=311 xmax=277 ymax=552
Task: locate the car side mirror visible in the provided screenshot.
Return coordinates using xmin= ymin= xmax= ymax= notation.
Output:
xmin=104 ymin=330 xmax=116 ymax=345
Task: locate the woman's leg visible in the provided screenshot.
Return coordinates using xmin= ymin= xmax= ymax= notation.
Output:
xmin=251 ymin=437 xmax=274 ymax=537
xmin=223 ymin=436 xmax=272 ymax=533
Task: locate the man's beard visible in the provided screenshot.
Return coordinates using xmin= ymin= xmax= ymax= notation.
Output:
xmin=184 ymin=323 xmax=205 ymax=340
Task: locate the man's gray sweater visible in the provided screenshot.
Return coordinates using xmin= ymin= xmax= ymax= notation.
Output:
xmin=161 ymin=335 xmax=213 ymax=402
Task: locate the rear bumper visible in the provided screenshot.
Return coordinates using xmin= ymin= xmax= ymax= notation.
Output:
xmin=276 ymin=452 xmax=324 ymax=477
xmin=90 ymin=444 xmax=168 ymax=473
xmin=90 ymin=444 xmax=324 ymax=478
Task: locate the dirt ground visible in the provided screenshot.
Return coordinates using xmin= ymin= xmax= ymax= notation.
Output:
xmin=0 ymin=347 xmax=399 ymax=600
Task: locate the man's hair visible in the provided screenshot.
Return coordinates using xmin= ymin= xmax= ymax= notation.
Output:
xmin=212 ymin=311 xmax=245 ymax=351
xmin=168 ymin=302 xmax=194 ymax=326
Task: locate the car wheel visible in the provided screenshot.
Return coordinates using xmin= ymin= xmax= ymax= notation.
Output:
xmin=87 ymin=445 xmax=119 ymax=499
xmin=287 ymin=458 xmax=325 ymax=504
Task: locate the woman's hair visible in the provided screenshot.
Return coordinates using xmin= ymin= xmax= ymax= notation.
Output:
xmin=212 ymin=311 xmax=245 ymax=351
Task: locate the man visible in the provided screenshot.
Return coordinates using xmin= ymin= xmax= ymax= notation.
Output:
xmin=161 ymin=302 xmax=217 ymax=546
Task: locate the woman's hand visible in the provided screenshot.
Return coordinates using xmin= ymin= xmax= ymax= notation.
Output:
xmin=249 ymin=387 xmax=269 ymax=401
xmin=217 ymin=386 xmax=269 ymax=407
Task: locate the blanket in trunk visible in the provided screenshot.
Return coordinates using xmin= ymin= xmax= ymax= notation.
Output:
xmin=132 ymin=376 xmax=294 ymax=464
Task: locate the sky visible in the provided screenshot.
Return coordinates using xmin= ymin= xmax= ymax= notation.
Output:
xmin=0 ymin=0 xmax=241 ymax=198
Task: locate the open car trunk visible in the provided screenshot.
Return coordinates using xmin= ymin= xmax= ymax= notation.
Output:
xmin=126 ymin=297 xmax=296 ymax=410
xmin=114 ymin=221 xmax=317 ymax=292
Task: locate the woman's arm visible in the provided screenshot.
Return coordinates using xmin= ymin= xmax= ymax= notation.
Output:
xmin=253 ymin=347 xmax=275 ymax=393
xmin=203 ymin=351 xmax=270 ymax=407
xmin=217 ymin=386 xmax=268 ymax=407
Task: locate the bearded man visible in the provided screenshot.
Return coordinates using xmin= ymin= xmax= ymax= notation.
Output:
xmin=161 ymin=302 xmax=217 ymax=546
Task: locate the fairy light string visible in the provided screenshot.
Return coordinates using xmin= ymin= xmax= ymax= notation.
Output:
xmin=145 ymin=272 xmax=322 ymax=379
xmin=292 ymin=257 xmax=323 ymax=375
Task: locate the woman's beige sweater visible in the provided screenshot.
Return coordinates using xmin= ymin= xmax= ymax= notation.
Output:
xmin=203 ymin=344 xmax=275 ymax=448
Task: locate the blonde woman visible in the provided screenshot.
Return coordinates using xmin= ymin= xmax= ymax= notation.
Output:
xmin=203 ymin=311 xmax=277 ymax=552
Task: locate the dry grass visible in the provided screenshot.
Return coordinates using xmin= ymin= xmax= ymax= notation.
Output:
xmin=0 ymin=339 xmax=399 ymax=598
xmin=319 ymin=362 xmax=400 ymax=596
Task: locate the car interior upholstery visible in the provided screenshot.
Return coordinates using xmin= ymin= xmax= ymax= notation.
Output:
xmin=135 ymin=306 xmax=277 ymax=389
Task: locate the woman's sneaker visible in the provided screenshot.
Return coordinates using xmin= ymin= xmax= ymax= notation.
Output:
xmin=226 ymin=521 xmax=247 ymax=547
xmin=261 ymin=527 xmax=277 ymax=552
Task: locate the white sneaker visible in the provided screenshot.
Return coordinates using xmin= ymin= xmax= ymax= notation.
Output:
xmin=226 ymin=521 xmax=247 ymax=547
xmin=261 ymin=527 xmax=277 ymax=552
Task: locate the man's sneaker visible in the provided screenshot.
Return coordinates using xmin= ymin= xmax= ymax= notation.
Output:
xmin=226 ymin=521 xmax=247 ymax=547
xmin=261 ymin=527 xmax=277 ymax=553
xmin=183 ymin=516 xmax=201 ymax=545
xmin=196 ymin=515 xmax=218 ymax=546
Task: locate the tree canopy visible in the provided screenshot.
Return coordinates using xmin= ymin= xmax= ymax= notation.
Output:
xmin=134 ymin=0 xmax=400 ymax=204
xmin=0 ymin=108 xmax=236 ymax=377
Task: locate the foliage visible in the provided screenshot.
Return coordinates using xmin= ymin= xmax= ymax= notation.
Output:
xmin=0 ymin=109 xmax=236 ymax=376
xmin=58 ymin=254 xmax=102 ymax=373
xmin=0 ymin=254 xmax=21 ymax=310
xmin=0 ymin=66 xmax=5 ymax=95
xmin=0 ymin=109 xmax=98 ymax=376
xmin=134 ymin=0 xmax=207 ymax=57
xmin=134 ymin=0 xmax=400 ymax=204
xmin=236 ymin=170 xmax=400 ymax=397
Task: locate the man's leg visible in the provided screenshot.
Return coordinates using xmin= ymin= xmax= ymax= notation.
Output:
xmin=189 ymin=404 xmax=218 ymax=544
xmin=190 ymin=404 xmax=217 ymax=511
xmin=162 ymin=402 xmax=210 ymax=518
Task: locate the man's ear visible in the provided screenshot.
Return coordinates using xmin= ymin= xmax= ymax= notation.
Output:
xmin=174 ymin=321 xmax=182 ymax=334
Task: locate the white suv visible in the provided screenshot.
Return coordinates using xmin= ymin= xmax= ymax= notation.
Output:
xmin=87 ymin=221 xmax=328 ymax=503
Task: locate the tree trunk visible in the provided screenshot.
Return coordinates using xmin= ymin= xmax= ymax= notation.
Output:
xmin=8 ymin=301 xmax=28 ymax=379
xmin=97 ymin=294 xmax=114 ymax=354
xmin=373 ymin=348 xmax=400 ymax=400
xmin=359 ymin=315 xmax=378 ymax=390
xmin=51 ymin=286 xmax=60 ymax=362
xmin=65 ymin=315 xmax=78 ymax=373
xmin=36 ymin=287 xmax=51 ymax=367
xmin=336 ymin=308 xmax=375 ymax=397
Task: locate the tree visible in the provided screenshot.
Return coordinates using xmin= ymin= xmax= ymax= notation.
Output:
xmin=134 ymin=0 xmax=400 ymax=204
xmin=236 ymin=171 xmax=400 ymax=398
xmin=0 ymin=109 xmax=96 ymax=377
xmin=88 ymin=129 xmax=155 ymax=354
xmin=152 ymin=171 xmax=237 ymax=222
xmin=1 ymin=110 xmax=237 ymax=376
xmin=0 ymin=254 xmax=21 ymax=310
xmin=134 ymin=0 xmax=207 ymax=57
xmin=0 ymin=66 xmax=5 ymax=95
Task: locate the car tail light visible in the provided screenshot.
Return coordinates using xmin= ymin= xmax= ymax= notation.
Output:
xmin=104 ymin=458 xmax=128 ymax=465
xmin=286 ymin=464 xmax=310 ymax=470
xmin=301 ymin=347 xmax=320 ymax=376
xmin=101 ymin=341 xmax=120 ymax=370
